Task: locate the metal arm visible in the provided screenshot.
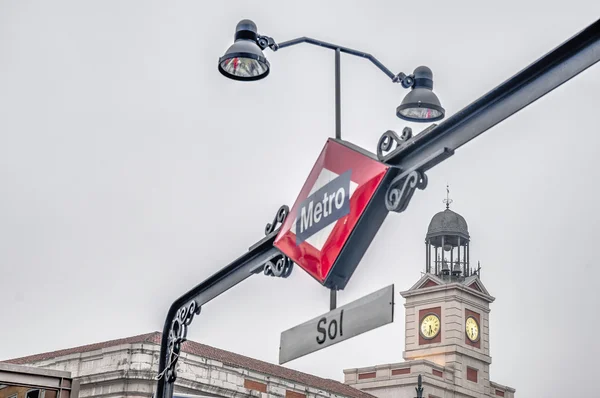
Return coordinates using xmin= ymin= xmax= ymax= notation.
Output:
xmin=273 ymin=36 xmax=410 ymax=84
xmin=258 ymin=35 xmax=415 ymax=141
xmin=155 ymin=205 xmax=293 ymax=398
xmin=378 ymin=18 xmax=600 ymax=214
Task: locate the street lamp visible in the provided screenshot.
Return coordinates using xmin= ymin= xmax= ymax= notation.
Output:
xmin=218 ymin=19 xmax=446 ymax=131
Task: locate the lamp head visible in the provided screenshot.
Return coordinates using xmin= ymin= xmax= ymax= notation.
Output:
xmin=397 ymin=66 xmax=445 ymax=122
xmin=218 ymin=19 xmax=270 ymax=81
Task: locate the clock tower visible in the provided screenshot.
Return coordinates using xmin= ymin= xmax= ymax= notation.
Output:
xmin=343 ymin=190 xmax=516 ymax=398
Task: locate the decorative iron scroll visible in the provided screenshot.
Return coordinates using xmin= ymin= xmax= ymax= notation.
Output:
xmin=165 ymin=301 xmax=201 ymax=382
xmin=265 ymin=205 xmax=290 ymax=236
xmin=160 ymin=204 xmax=293 ymax=389
xmin=264 ymin=254 xmax=294 ymax=278
xmin=377 ymin=124 xmax=438 ymax=161
xmin=385 ymin=169 xmax=428 ymax=213
xmin=377 ymin=127 xmax=412 ymax=161
xmin=264 ymin=205 xmax=294 ymax=278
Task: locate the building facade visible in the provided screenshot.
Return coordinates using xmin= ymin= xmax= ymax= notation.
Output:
xmin=3 ymin=196 xmax=516 ymax=398
xmin=3 ymin=332 xmax=373 ymax=398
xmin=343 ymin=203 xmax=516 ymax=398
xmin=0 ymin=362 xmax=78 ymax=398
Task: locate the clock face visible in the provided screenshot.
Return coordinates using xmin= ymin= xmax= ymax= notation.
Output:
xmin=420 ymin=314 xmax=441 ymax=340
xmin=465 ymin=316 xmax=480 ymax=342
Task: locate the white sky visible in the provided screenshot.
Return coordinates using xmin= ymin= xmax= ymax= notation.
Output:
xmin=1 ymin=2 xmax=599 ymax=397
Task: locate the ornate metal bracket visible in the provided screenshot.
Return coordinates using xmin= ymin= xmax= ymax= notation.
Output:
xmin=263 ymin=204 xmax=294 ymax=278
xmin=376 ymin=124 xmax=438 ymax=162
xmin=377 ymin=127 xmax=413 ymax=161
xmin=385 ymin=169 xmax=428 ymax=213
xmin=158 ymin=204 xmax=293 ymax=390
xmin=165 ymin=301 xmax=201 ymax=382
xmin=265 ymin=205 xmax=289 ymax=236
xmin=264 ymin=254 xmax=293 ymax=278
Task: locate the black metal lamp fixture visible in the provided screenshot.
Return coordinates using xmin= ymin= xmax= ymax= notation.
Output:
xmin=218 ymin=19 xmax=445 ymax=124
xmin=218 ymin=20 xmax=272 ymax=81
xmin=397 ymin=66 xmax=445 ymax=122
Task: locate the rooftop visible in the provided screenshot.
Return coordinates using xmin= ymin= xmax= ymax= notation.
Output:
xmin=2 ymin=332 xmax=374 ymax=398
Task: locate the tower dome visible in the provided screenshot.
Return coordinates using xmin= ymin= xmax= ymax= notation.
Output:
xmin=425 ymin=186 xmax=472 ymax=278
xmin=426 ymin=208 xmax=469 ymax=246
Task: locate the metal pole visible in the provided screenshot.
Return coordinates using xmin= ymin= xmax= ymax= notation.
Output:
xmin=330 ymin=289 xmax=337 ymax=310
xmin=335 ymin=48 xmax=341 ymax=139
xmin=467 ymin=241 xmax=471 ymax=276
xmin=425 ymin=241 xmax=429 ymax=273
xmin=457 ymin=237 xmax=461 ymax=273
xmin=466 ymin=243 xmax=470 ymax=276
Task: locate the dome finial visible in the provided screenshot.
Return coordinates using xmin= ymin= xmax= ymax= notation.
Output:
xmin=443 ymin=184 xmax=453 ymax=209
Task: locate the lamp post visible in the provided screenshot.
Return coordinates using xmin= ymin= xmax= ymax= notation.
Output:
xmin=154 ymin=18 xmax=600 ymax=398
xmin=218 ymin=19 xmax=447 ymax=310
xmin=415 ymin=374 xmax=424 ymax=398
xmin=218 ymin=19 xmax=446 ymax=141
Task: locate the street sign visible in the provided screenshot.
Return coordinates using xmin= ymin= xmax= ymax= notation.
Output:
xmin=279 ymin=284 xmax=394 ymax=364
xmin=274 ymin=139 xmax=391 ymax=289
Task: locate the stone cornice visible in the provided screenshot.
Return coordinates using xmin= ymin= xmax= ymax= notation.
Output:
xmin=174 ymin=377 xmax=247 ymax=398
xmin=403 ymin=293 xmax=492 ymax=313
xmin=490 ymin=380 xmax=516 ymax=393
xmin=401 ymin=280 xmax=495 ymax=303
xmin=75 ymin=369 xmax=158 ymax=385
xmin=0 ymin=363 xmax=71 ymax=379
xmin=343 ymin=359 xmax=449 ymax=375
xmin=403 ymin=343 xmax=492 ymax=364
xmin=24 ymin=344 xmax=157 ymax=368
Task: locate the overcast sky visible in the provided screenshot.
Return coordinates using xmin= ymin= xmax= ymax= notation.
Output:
xmin=1 ymin=2 xmax=599 ymax=397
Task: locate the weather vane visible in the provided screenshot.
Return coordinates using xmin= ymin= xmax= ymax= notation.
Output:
xmin=442 ymin=184 xmax=453 ymax=209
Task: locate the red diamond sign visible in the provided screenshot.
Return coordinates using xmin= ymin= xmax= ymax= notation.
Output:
xmin=274 ymin=139 xmax=390 ymax=289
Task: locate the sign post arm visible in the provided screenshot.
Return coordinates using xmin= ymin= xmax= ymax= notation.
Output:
xmin=377 ymin=18 xmax=600 ymax=214
xmin=155 ymin=205 xmax=293 ymax=398
xmin=381 ymin=19 xmax=600 ymax=170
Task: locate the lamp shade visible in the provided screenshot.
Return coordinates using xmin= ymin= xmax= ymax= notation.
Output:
xmin=397 ymin=66 xmax=445 ymax=122
xmin=218 ymin=20 xmax=270 ymax=81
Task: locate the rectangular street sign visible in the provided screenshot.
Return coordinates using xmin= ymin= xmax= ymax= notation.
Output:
xmin=279 ymin=284 xmax=394 ymax=364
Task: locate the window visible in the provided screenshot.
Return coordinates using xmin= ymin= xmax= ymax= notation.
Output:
xmin=358 ymin=372 xmax=376 ymax=380
xmin=244 ymin=379 xmax=267 ymax=393
xmin=26 ymin=389 xmax=46 ymax=398
xmin=466 ymin=367 xmax=478 ymax=383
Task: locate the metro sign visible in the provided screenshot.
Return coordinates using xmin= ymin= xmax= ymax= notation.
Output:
xmin=274 ymin=139 xmax=391 ymax=290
